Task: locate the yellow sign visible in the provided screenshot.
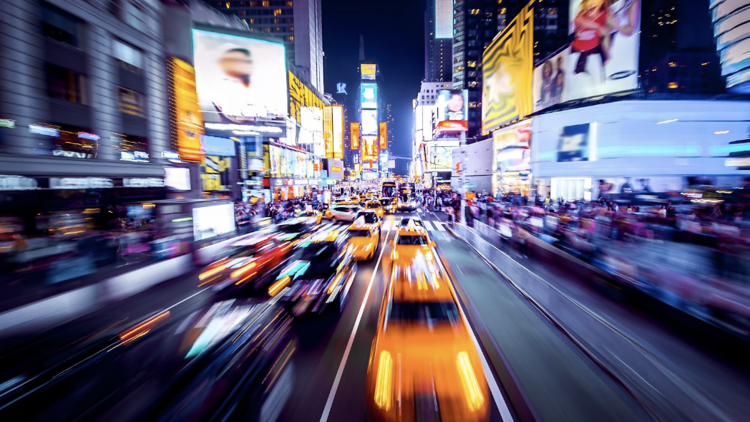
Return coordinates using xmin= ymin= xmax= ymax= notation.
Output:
xmin=169 ymin=57 xmax=204 ymax=162
xmin=361 ymin=135 xmax=378 ymax=163
xmin=288 ymin=71 xmax=324 ymax=123
xmin=481 ymin=3 xmax=534 ymax=133
xmin=323 ymin=106 xmax=334 ymax=159
xmin=332 ymin=105 xmax=344 ymax=159
xmin=379 ymin=121 xmax=387 ymax=150
xmin=351 ymin=122 xmax=360 ymax=150
xmin=201 ymin=155 xmax=231 ymax=191
xmin=361 ymin=63 xmax=376 ymax=80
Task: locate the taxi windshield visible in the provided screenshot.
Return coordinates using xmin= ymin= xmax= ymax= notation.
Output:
xmin=348 ymin=230 xmax=371 ymax=238
xmin=356 ymin=212 xmax=379 ymax=224
xmin=387 ymin=301 xmax=459 ymax=325
xmin=396 ymin=235 xmax=428 ymax=245
xmin=366 ymin=202 xmax=380 ymax=208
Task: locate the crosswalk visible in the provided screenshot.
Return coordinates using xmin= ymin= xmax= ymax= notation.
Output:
xmin=380 ymin=219 xmax=446 ymax=232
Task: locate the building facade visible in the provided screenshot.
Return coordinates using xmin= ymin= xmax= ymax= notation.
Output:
xmin=425 ymin=0 xmax=452 ymax=82
xmin=216 ymin=0 xmax=324 ymax=92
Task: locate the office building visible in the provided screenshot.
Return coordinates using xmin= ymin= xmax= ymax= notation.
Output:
xmin=453 ymin=0 xmax=567 ymax=139
xmin=216 ymin=0 xmax=324 ymax=92
xmin=425 ymin=0 xmax=452 ymax=82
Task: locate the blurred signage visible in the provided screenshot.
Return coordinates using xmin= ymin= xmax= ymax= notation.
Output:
xmin=532 ymin=49 xmax=568 ymax=112
xmin=482 ymin=4 xmax=533 ymax=132
xmin=557 ymin=123 xmax=591 ymax=162
xmin=336 ymin=83 xmax=347 ymax=94
xmin=361 ymin=110 xmax=377 ymax=135
xmin=435 ymin=120 xmax=468 ymax=133
xmin=289 ymin=70 xmax=324 ymax=147
xmin=332 ymin=105 xmax=344 ymax=159
xmin=361 ymin=83 xmax=378 ymax=109
xmin=493 ymin=121 xmax=531 ymax=150
xmin=437 ymin=90 xmax=468 ymax=122
xmin=201 ymin=135 xmax=236 ymax=156
xmin=123 ymin=177 xmax=165 ymax=188
xmin=351 ymin=122 xmax=360 ymax=149
xmin=361 ymin=135 xmax=379 ymax=163
xmin=168 ymin=57 xmax=204 ymax=163
xmin=388 ymin=159 xmax=396 ymax=169
xmin=711 ymin=0 xmax=750 ymax=92
xmin=29 ymin=124 xmax=59 ymax=137
xmin=0 ymin=119 xmax=15 ymax=129
xmin=725 ymin=157 xmax=750 ymax=167
xmin=323 ymin=106 xmax=334 ymax=158
xmin=0 ymin=175 xmax=38 ymax=190
xmin=50 ymin=177 xmax=113 ymax=189
xmin=361 ymin=63 xmax=376 ymax=80
xmin=120 ymin=150 xmax=150 ymax=163
xmin=330 ymin=166 xmax=343 ymax=172
xmin=379 ymin=122 xmax=387 ymax=150
xmin=162 ymin=151 xmax=182 ymax=163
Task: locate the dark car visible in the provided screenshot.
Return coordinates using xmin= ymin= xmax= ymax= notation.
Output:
xmin=270 ymin=229 xmax=357 ymax=316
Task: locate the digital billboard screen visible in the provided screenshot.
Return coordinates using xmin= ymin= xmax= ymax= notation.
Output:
xmin=323 ymin=106 xmax=334 ymax=158
xmin=557 ymin=123 xmax=591 ymax=162
xmin=435 ymin=0 xmax=453 ymax=39
xmin=361 ymin=63 xmax=376 ymax=80
xmin=362 ymin=135 xmax=379 ymax=163
xmin=482 ymin=4 xmax=534 ymax=133
xmin=566 ymin=0 xmax=641 ymax=101
xmin=193 ymin=29 xmax=287 ymax=124
xmin=351 ymin=122 xmax=360 ymax=149
xmin=361 ymin=110 xmax=378 ymax=135
xmin=361 ymin=83 xmax=378 ymax=109
xmin=168 ymin=58 xmax=204 ymax=163
xmin=332 ymin=105 xmax=344 ymax=159
xmin=437 ymin=89 xmax=468 ymax=122
xmin=379 ymin=122 xmax=387 ymax=150
xmin=532 ymin=49 xmax=568 ymax=112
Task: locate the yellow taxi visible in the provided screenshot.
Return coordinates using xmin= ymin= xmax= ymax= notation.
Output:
xmin=364 ymin=200 xmax=385 ymax=218
xmin=366 ymin=253 xmax=489 ymax=422
xmin=346 ymin=219 xmax=381 ymax=261
xmin=298 ymin=209 xmax=323 ymax=224
xmin=389 ymin=223 xmax=435 ymax=264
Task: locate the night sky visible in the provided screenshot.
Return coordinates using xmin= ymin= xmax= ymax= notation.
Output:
xmin=322 ymin=0 xmax=427 ymax=175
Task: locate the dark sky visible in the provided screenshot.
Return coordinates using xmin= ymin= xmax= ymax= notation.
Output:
xmin=322 ymin=0 xmax=426 ymax=174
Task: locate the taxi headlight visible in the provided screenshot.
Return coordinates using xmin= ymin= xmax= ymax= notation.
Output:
xmin=374 ymin=351 xmax=393 ymax=410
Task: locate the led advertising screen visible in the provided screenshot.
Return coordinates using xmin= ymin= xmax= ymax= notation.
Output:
xmin=193 ymin=203 xmax=235 ymax=241
xmin=332 ymin=105 xmax=344 ymax=159
xmin=437 ymin=89 xmax=468 ymax=122
xmin=435 ymin=0 xmax=453 ymax=39
xmin=482 ymin=4 xmax=534 ymax=133
xmin=361 ymin=63 xmax=376 ymax=80
xmin=168 ymin=58 xmax=204 ymax=163
xmin=362 ymin=135 xmax=379 ymax=163
xmin=379 ymin=122 xmax=387 ymax=150
xmin=351 ymin=122 xmax=360 ymax=149
xmin=426 ymin=144 xmax=457 ymax=171
xmin=532 ymin=49 xmax=568 ymax=112
xmin=557 ymin=123 xmax=591 ymax=162
xmin=361 ymin=110 xmax=378 ymax=135
xmin=711 ymin=1 xmax=750 ymax=93
xmin=193 ymin=29 xmax=287 ymax=123
xmin=361 ymin=83 xmax=378 ymax=109
xmin=567 ymin=0 xmax=641 ymax=101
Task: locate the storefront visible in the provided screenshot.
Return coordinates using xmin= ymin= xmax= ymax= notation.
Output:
xmin=531 ymin=100 xmax=750 ymax=201
xmin=493 ymin=120 xmax=532 ymax=197
xmin=265 ymin=140 xmax=320 ymax=200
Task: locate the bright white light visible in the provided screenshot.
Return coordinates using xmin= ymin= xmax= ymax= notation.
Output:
xmin=715 ymin=130 xmax=729 ymax=134
xmin=657 ymin=119 xmax=678 ymax=124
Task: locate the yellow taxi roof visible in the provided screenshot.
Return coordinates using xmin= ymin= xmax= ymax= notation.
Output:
xmin=391 ymin=264 xmax=454 ymax=302
xmin=348 ymin=223 xmax=374 ymax=231
xmin=396 ymin=226 xmax=428 ymax=236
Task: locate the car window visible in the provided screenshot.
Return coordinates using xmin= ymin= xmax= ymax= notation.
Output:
xmin=396 ymin=235 xmax=428 ymax=245
xmin=387 ymin=301 xmax=459 ymax=325
xmin=348 ymin=230 xmax=371 ymax=238
xmin=356 ymin=212 xmax=379 ymax=224
xmin=366 ymin=202 xmax=380 ymax=208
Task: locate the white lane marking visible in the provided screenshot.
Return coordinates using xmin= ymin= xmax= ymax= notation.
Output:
xmin=434 ymin=221 xmax=446 ymax=232
xmin=432 ymin=246 xmax=514 ymax=421
xmin=164 ymin=287 xmax=210 ymax=312
xmin=422 ymin=220 xmax=434 ymax=231
xmin=318 ymin=224 xmax=393 ymax=422
xmin=382 ymin=220 xmax=393 ymax=232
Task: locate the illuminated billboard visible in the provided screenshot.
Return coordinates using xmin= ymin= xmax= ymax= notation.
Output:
xmin=168 ymin=58 xmax=205 ymax=163
xmin=332 ymin=105 xmax=344 ymax=159
xmin=361 ymin=83 xmax=378 ymax=109
xmin=193 ymin=29 xmax=287 ymax=123
xmin=379 ymin=122 xmax=387 ymax=150
xmin=566 ymin=0 xmax=641 ymax=101
xmin=323 ymin=106 xmax=334 ymax=158
xmin=437 ymin=89 xmax=468 ymax=122
xmin=532 ymin=49 xmax=568 ymax=112
xmin=482 ymin=4 xmax=534 ymax=133
xmin=289 ymin=70 xmax=324 ymax=146
xmin=351 ymin=122 xmax=360 ymax=149
xmin=361 ymin=110 xmax=378 ymax=135
xmin=711 ymin=0 xmax=750 ymax=93
xmin=435 ymin=0 xmax=453 ymax=39
xmin=361 ymin=63 xmax=376 ymax=80
xmin=425 ymin=142 xmax=458 ymax=171
xmin=362 ymin=135 xmax=379 ymax=163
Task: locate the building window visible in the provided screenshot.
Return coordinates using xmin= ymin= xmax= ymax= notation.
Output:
xmin=45 ymin=64 xmax=87 ymax=104
xmin=112 ymin=39 xmax=144 ymax=72
xmin=262 ymin=0 xmax=269 ymax=5
xmin=122 ymin=0 xmax=146 ymax=31
xmin=118 ymin=87 xmax=145 ymax=117
xmin=286 ymin=0 xmax=293 ymax=5
xmin=42 ymin=3 xmax=81 ymax=48
xmin=274 ymin=8 xmax=282 ymax=15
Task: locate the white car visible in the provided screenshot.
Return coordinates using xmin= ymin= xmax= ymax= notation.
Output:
xmin=329 ymin=205 xmax=361 ymax=223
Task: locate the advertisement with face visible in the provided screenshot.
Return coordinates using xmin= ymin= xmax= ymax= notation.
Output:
xmin=482 ymin=4 xmax=534 ymax=133
xmin=532 ymin=50 xmax=568 ymax=112
xmin=596 ymin=176 xmax=683 ymax=197
xmin=193 ymin=29 xmax=287 ymax=124
xmin=437 ymin=90 xmax=468 ymax=122
xmin=567 ymin=0 xmax=641 ymax=101
xmin=361 ymin=110 xmax=378 ymax=135
xmin=361 ymin=83 xmax=378 ymax=109
xmin=557 ymin=123 xmax=591 ymax=162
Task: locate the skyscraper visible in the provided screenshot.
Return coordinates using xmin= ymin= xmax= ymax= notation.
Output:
xmin=216 ymin=0 xmax=324 ymax=92
xmin=425 ymin=0 xmax=453 ymax=82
